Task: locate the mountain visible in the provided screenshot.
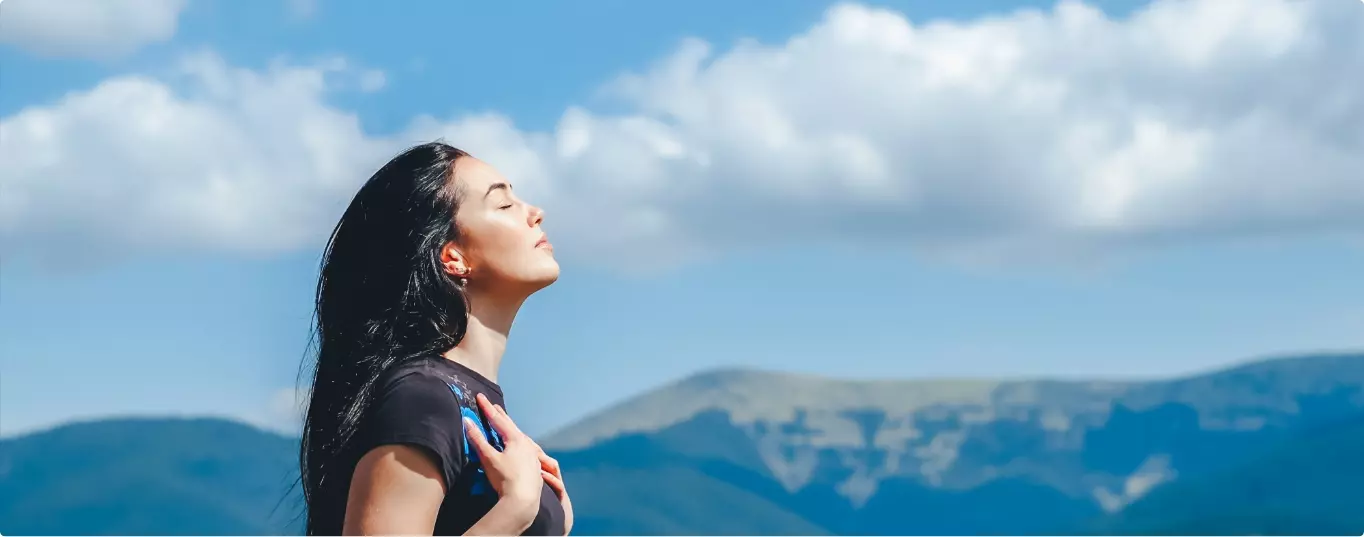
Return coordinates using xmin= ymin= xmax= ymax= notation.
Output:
xmin=0 ymin=417 xmax=304 ymax=536
xmin=2 ymin=352 xmax=1362 ymax=535
xmin=544 ymin=352 xmax=1364 ymax=535
xmin=1096 ymin=412 xmax=1364 ymax=536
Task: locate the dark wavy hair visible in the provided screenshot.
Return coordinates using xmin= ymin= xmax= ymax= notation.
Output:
xmin=298 ymin=141 xmax=472 ymax=535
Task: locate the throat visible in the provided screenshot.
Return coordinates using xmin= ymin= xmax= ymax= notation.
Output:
xmin=442 ymin=307 xmax=512 ymax=383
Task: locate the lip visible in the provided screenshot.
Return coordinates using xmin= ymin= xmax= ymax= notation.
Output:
xmin=535 ymin=235 xmax=552 ymax=250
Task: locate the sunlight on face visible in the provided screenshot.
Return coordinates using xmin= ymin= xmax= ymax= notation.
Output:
xmin=451 ymin=157 xmax=559 ymax=294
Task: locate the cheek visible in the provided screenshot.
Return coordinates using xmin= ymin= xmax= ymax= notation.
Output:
xmin=465 ymin=220 xmax=531 ymax=269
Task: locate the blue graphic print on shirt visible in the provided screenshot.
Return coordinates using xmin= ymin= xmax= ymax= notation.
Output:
xmin=446 ymin=382 xmax=503 ymax=497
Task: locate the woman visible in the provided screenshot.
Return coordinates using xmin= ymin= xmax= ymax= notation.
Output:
xmin=299 ymin=142 xmax=573 ymax=536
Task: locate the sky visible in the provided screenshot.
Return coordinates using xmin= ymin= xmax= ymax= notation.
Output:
xmin=2 ymin=0 xmax=1364 ymax=440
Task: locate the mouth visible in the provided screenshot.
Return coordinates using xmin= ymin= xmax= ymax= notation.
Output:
xmin=535 ymin=235 xmax=552 ymax=250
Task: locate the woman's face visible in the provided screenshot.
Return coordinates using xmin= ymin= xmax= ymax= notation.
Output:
xmin=449 ymin=157 xmax=559 ymax=294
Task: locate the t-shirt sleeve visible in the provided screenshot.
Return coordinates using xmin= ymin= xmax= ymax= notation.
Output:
xmin=362 ymin=370 xmax=466 ymax=491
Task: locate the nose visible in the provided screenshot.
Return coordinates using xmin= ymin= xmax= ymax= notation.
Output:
xmin=528 ymin=205 xmax=544 ymax=227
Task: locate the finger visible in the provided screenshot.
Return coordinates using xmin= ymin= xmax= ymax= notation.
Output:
xmin=539 ymin=453 xmax=561 ymax=477
xmin=478 ymin=394 xmax=524 ymax=438
xmin=464 ymin=417 xmax=498 ymax=461
xmin=475 ymin=393 xmax=508 ymax=427
xmin=493 ymin=405 xmax=524 ymax=437
xmin=474 ymin=394 xmax=503 ymax=430
xmin=541 ymin=470 xmax=566 ymax=499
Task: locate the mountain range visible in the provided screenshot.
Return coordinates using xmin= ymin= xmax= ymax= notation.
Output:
xmin=2 ymin=352 xmax=1362 ymax=535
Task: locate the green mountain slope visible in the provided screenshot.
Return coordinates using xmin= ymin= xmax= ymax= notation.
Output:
xmin=1097 ymin=414 xmax=1364 ymax=536
xmin=2 ymin=352 xmax=1362 ymax=535
xmin=560 ymin=434 xmax=831 ymax=535
xmin=546 ymin=352 xmax=1364 ymax=535
xmin=0 ymin=417 xmax=303 ymax=536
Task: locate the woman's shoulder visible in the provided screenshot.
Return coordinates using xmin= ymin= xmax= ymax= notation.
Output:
xmin=373 ymin=359 xmax=464 ymax=408
xmin=387 ymin=357 xmax=499 ymax=408
xmin=360 ymin=359 xmax=472 ymax=491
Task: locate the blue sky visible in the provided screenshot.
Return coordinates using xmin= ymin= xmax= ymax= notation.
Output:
xmin=2 ymin=0 xmax=1363 ymax=439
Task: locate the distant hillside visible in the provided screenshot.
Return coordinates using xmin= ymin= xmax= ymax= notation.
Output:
xmin=546 ymin=352 xmax=1364 ymax=535
xmin=0 ymin=418 xmax=303 ymax=536
xmin=2 ymin=352 xmax=1362 ymax=535
xmin=1096 ymin=413 xmax=1364 ymax=536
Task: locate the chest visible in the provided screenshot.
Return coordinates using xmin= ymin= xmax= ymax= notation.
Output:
xmin=434 ymin=479 xmax=564 ymax=536
xmin=438 ymin=382 xmax=565 ymax=536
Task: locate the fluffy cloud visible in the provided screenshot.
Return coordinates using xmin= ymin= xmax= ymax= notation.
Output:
xmin=0 ymin=0 xmax=187 ymax=59
xmin=0 ymin=53 xmax=398 ymax=259
xmin=2 ymin=0 xmax=1363 ymax=268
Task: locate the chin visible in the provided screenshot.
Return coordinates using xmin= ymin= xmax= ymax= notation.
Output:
xmin=524 ymin=261 xmax=561 ymax=290
xmin=493 ymin=257 xmax=561 ymax=295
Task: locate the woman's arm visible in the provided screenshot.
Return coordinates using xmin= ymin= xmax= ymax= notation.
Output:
xmin=463 ymin=490 xmax=539 ymax=536
xmin=343 ymin=444 xmax=537 ymax=536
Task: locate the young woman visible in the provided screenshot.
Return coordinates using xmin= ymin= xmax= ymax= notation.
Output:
xmin=298 ymin=142 xmax=573 ymax=535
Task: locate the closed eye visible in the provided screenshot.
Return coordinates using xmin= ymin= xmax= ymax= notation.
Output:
xmin=499 ymin=204 xmax=513 ymax=210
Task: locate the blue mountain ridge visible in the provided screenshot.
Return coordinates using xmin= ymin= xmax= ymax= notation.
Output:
xmin=2 ymin=352 xmax=1361 ymax=535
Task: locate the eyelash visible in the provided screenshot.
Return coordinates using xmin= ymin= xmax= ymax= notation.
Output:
xmin=499 ymin=204 xmax=513 ymax=210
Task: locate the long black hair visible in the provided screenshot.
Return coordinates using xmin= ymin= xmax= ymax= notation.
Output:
xmin=298 ymin=142 xmax=472 ymax=536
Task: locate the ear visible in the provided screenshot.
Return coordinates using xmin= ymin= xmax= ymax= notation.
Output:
xmin=439 ymin=242 xmax=469 ymax=278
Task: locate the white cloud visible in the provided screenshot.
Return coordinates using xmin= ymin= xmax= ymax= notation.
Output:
xmin=0 ymin=0 xmax=187 ymax=59
xmin=0 ymin=53 xmax=397 ymax=260
xmin=357 ymin=69 xmax=387 ymax=93
xmin=2 ymin=0 xmax=1363 ymax=268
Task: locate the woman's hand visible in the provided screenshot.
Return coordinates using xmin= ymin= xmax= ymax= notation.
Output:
xmin=465 ymin=393 xmax=544 ymax=513
xmin=539 ymin=450 xmax=573 ymax=535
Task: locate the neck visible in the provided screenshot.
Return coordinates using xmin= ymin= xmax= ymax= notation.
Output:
xmin=441 ymin=288 xmax=527 ymax=384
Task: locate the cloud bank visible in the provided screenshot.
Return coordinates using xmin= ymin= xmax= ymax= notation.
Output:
xmin=3 ymin=0 xmax=1362 ymax=268
xmin=0 ymin=0 xmax=187 ymax=59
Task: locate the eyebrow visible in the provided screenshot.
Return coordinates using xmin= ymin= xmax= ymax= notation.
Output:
xmin=484 ymin=182 xmax=511 ymax=198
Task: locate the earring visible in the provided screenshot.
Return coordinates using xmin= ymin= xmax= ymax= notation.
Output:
xmin=458 ymin=269 xmax=469 ymax=287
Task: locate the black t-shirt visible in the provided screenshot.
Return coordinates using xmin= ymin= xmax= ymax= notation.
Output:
xmin=318 ymin=357 xmax=566 ymax=536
